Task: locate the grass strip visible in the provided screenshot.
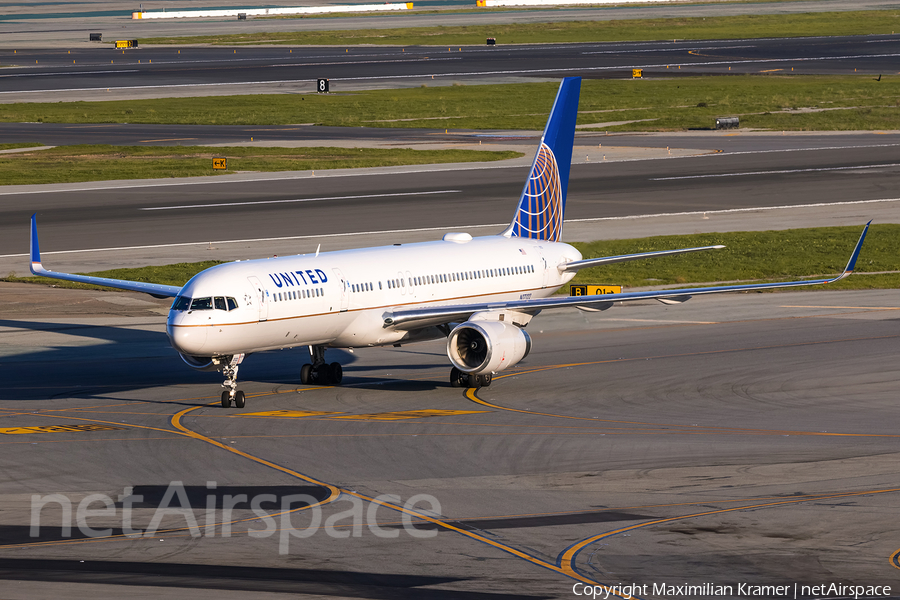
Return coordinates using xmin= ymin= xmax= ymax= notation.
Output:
xmin=0 ymin=143 xmax=43 ymax=151
xmin=3 ymin=261 xmax=224 ymax=291
xmin=2 ymin=76 xmax=899 ymax=132
xmin=0 ymin=145 xmax=522 ymax=185
xmin=140 ymin=10 xmax=900 ymax=46
xmin=567 ymin=224 xmax=896 ymax=291
xmin=4 ymin=225 xmax=895 ymax=293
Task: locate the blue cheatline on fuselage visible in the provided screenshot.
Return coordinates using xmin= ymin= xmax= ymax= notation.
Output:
xmin=507 ymin=76 xmax=581 ymax=243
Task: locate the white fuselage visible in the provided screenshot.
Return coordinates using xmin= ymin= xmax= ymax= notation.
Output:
xmin=166 ymin=234 xmax=581 ymax=358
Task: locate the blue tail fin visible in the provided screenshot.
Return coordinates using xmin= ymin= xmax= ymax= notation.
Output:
xmin=504 ymin=77 xmax=581 ymax=242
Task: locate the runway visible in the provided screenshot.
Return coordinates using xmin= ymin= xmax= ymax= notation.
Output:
xmin=2 ymin=34 xmax=897 ymax=102
xmin=1 ymin=287 xmax=898 ymax=598
xmin=2 ymin=0 xmax=897 ymax=49
xmin=2 ymin=131 xmax=899 ymax=275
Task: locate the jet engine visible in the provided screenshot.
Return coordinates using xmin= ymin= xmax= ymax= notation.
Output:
xmin=179 ymin=353 xmax=219 ymax=371
xmin=447 ymin=320 xmax=531 ymax=375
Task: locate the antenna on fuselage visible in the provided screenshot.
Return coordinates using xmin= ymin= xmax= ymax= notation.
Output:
xmin=315 ymin=244 xmax=320 ymax=257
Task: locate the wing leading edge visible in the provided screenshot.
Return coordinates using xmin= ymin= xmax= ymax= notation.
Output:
xmin=29 ymin=214 xmax=182 ymax=298
xmin=559 ymin=244 xmax=726 ymax=273
xmin=383 ymin=222 xmax=871 ymax=330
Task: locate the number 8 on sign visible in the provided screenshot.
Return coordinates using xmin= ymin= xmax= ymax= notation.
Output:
xmin=317 ymin=78 xmax=329 ymax=93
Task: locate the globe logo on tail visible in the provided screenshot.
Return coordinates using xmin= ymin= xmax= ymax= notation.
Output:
xmin=511 ymin=143 xmax=564 ymax=242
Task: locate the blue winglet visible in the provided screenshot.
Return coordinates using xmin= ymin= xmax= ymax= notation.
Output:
xmin=834 ymin=220 xmax=871 ymax=281
xmin=26 ymin=213 xmax=182 ymax=298
xmin=30 ymin=213 xmax=42 ymax=272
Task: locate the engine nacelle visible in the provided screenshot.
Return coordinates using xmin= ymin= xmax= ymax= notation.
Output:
xmin=179 ymin=353 xmax=218 ymax=372
xmin=447 ymin=321 xmax=531 ymax=374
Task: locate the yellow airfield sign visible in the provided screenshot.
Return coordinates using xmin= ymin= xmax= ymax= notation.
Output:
xmin=570 ymin=285 xmax=622 ymax=296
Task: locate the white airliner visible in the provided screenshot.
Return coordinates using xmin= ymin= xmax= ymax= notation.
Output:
xmin=30 ymin=77 xmax=869 ymax=408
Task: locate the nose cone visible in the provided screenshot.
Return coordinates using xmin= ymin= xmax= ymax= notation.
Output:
xmin=167 ymin=314 xmax=208 ymax=355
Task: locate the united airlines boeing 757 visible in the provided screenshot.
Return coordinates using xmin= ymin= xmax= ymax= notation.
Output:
xmin=29 ymin=77 xmax=870 ymax=408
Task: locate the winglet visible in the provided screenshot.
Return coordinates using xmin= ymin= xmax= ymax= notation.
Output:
xmin=832 ymin=220 xmax=871 ymax=282
xmin=30 ymin=213 xmax=44 ymax=274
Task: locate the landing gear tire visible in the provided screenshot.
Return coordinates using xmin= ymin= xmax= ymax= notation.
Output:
xmin=450 ymin=367 xmax=468 ymax=388
xmin=233 ymin=390 xmax=246 ymax=408
xmin=464 ymin=373 xmax=492 ymax=388
xmin=329 ymin=362 xmax=343 ymax=385
xmin=304 ymin=345 xmax=342 ymax=386
xmin=221 ymin=391 xmax=232 ymax=408
xmin=300 ymin=363 xmax=312 ymax=385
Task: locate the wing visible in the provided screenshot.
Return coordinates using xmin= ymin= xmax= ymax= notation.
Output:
xmin=558 ymin=244 xmax=725 ymax=273
xmin=29 ymin=214 xmax=182 ymax=299
xmin=382 ymin=222 xmax=870 ymax=330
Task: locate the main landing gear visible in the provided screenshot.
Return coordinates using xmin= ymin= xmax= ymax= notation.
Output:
xmin=300 ymin=345 xmax=343 ymax=386
xmin=450 ymin=367 xmax=492 ymax=389
xmin=220 ymin=354 xmax=246 ymax=409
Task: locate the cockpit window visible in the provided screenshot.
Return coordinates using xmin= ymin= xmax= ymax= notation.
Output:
xmin=172 ymin=296 xmax=191 ymax=311
xmin=190 ymin=297 xmax=213 ymax=310
xmin=214 ymin=297 xmax=227 ymax=311
xmin=227 ymin=297 xmax=238 ymax=311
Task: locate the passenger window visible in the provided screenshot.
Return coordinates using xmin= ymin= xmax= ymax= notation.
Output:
xmin=172 ymin=296 xmax=191 ymax=311
xmin=214 ymin=297 xmax=227 ymax=311
xmin=227 ymin=297 xmax=238 ymax=311
xmin=190 ymin=297 xmax=213 ymax=310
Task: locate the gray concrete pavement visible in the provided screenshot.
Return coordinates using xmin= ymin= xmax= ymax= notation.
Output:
xmin=1 ymin=288 xmax=899 ymax=597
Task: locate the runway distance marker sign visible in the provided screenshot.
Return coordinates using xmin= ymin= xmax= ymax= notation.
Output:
xmin=570 ymin=285 xmax=622 ymax=296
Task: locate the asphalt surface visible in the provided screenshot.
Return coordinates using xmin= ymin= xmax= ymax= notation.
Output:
xmin=3 ymin=5 xmax=900 ymax=595
xmin=1 ymin=132 xmax=899 ymax=276
xmin=2 ymin=34 xmax=897 ymax=102
xmin=1 ymin=287 xmax=899 ymax=599
xmin=2 ymin=0 xmax=897 ymax=49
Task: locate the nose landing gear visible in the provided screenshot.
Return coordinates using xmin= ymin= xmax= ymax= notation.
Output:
xmin=219 ymin=354 xmax=246 ymax=408
xmin=300 ymin=345 xmax=343 ymax=386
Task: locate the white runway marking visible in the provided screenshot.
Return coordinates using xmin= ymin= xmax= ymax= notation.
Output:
xmin=4 ymin=52 xmax=897 ymax=95
xmin=651 ymin=163 xmax=900 ymax=181
xmin=564 ymin=197 xmax=900 ymax=224
xmin=2 ymin=197 xmax=894 ymax=260
xmin=141 ymin=189 xmax=461 ymax=211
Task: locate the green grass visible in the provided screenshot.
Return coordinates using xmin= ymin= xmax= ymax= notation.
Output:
xmin=0 ymin=143 xmax=43 ymax=151
xmin=567 ymin=225 xmax=893 ymax=291
xmin=4 ymin=225 xmax=894 ymax=293
xmin=3 ymin=261 xmax=224 ymax=291
xmin=140 ymin=10 xmax=900 ymax=46
xmin=0 ymin=145 xmax=522 ymax=185
xmin=3 ymin=75 xmax=899 ymax=132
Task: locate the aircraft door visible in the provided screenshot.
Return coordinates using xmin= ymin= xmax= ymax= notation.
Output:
xmin=405 ymin=270 xmax=415 ymax=300
xmin=333 ymin=268 xmax=349 ymax=312
xmin=247 ymin=276 xmax=268 ymax=321
xmin=398 ymin=271 xmax=406 ymax=296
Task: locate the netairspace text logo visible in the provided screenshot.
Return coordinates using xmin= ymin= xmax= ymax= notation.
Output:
xmin=30 ymin=481 xmax=441 ymax=555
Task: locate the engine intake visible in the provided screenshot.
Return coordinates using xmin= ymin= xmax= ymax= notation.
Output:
xmin=179 ymin=353 xmax=218 ymax=371
xmin=447 ymin=321 xmax=531 ymax=374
